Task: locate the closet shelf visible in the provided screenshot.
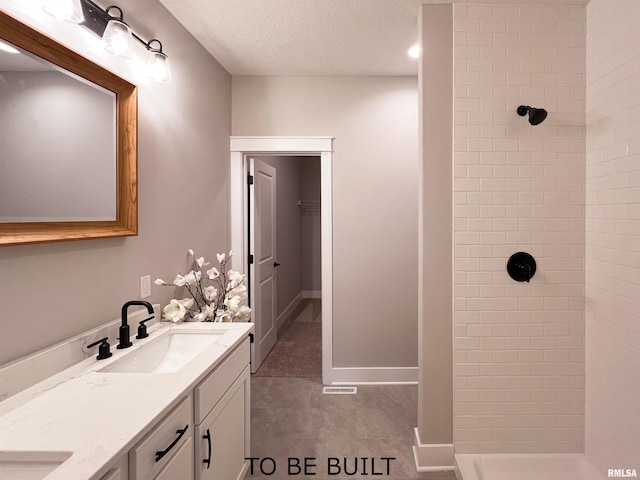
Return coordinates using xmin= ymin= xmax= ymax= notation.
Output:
xmin=297 ymin=200 xmax=320 ymax=216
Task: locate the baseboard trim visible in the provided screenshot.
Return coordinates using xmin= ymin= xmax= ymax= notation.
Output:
xmin=412 ymin=428 xmax=455 ymax=472
xmin=302 ymin=290 xmax=322 ymax=299
xmin=328 ymin=366 xmax=418 ymax=384
xmin=277 ymin=292 xmax=303 ymax=331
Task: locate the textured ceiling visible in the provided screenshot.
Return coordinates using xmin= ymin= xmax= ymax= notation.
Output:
xmin=158 ymin=0 xmax=590 ymax=76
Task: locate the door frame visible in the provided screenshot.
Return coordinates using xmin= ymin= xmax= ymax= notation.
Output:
xmin=230 ymin=136 xmax=334 ymax=385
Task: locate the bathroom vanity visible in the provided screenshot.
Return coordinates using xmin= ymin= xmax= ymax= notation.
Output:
xmin=0 ymin=322 xmax=253 ymax=480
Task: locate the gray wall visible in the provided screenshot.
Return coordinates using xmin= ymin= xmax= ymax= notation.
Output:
xmin=0 ymin=1 xmax=231 ymax=365
xmin=233 ymin=76 xmax=419 ymax=368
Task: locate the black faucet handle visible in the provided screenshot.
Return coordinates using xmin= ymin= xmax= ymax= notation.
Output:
xmin=87 ymin=337 xmax=113 ymax=360
xmin=136 ymin=315 xmax=154 ymax=339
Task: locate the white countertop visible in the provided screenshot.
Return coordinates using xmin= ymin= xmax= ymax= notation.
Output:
xmin=0 ymin=321 xmax=253 ymax=480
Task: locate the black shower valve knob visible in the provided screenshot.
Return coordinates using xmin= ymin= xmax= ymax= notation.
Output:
xmin=507 ymin=252 xmax=537 ymax=283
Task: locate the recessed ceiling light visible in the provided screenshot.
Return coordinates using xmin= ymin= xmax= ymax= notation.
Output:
xmin=407 ymin=44 xmax=420 ymax=59
xmin=0 ymin=40 xmax=20 ymax=54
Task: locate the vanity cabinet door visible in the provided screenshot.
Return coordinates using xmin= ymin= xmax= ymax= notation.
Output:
xmin=196 ymin=366 xmax=250 ymax=480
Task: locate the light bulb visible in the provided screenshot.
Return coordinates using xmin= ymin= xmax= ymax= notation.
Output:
xmin=147 ymin=51 xmax=172 ymax=83
xmin=103 ymin=20 xmax=134 ymax=58
xmin=42 ymin=0 xmax=84 ymax=23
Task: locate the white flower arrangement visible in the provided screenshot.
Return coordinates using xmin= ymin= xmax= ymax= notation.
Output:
xmin=155 ymin=249 xmax=251 ymax=323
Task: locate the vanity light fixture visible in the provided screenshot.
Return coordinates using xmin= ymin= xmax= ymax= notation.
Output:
xmin=146 ymin=39 xmax=172 ymax=84
xmin=42 ymin=0 xmax=85 ymax=24
xmin=102 ymin=6 xmax=134 ymax=58
xmin=407 ymin=44 xmax=421 ymax=59
xmin=43 ymin=0 xmax=172 ymax=83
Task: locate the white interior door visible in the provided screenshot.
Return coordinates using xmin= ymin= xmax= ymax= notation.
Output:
xmin=249 ymin=157 xmax=277 ymax=372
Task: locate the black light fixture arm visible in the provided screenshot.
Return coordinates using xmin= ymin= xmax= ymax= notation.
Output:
xmin=146 ymin=39 xmax=164 ymax=54
xmin=80 ymin=0 xmax=166 ymax=54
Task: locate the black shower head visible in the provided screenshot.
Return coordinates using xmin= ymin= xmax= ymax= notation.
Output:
xmin=517 ymin=105 xmax=548 ymax=125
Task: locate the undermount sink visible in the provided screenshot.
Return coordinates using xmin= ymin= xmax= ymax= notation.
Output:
xmin=100 ymin=330 xmax=226 ymax=374
xmin=0 ymin=451 xmax=71 ymax=480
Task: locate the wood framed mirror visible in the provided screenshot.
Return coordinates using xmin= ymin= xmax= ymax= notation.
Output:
xmin=0 ymin=10 xmax=137 ymax=246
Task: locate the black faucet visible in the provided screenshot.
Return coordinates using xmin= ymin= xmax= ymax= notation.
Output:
xmin=118 ymin=300 xmax=154 ymax=349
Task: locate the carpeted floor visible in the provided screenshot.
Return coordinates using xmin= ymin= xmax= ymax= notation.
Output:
xmin=254 ymin=299 xmax=322 ymax=377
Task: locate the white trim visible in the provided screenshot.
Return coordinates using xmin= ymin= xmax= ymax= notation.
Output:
xmin=330 ymin=367 xmax=418 ymax=385
xmin=320 ymin=151 xmax=333 ymax=386
xmin=277 ymin=292 xmax=303 ymax=331
xmin=230 ymin=136 xmax=333 ymax=153
xmin=412 ymin=427 xmax=455 ymax=472
xmin=302 ymin=290 xmax=322 ymax=299
xmin=229 ymin=136 xmax=335 ymax=385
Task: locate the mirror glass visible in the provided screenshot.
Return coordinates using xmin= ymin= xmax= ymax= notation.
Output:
xmin=0 ymin=40 xmax=117 ymax=222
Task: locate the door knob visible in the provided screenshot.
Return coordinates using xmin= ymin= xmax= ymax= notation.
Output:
xmin=274 ymin=262 xmax=281 ymax=268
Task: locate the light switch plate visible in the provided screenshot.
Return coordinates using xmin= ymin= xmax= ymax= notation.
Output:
xmin=140 ymin=275 xmax=151 ymax=298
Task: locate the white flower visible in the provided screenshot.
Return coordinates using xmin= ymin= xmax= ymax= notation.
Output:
xmin=202 ymin=304 xmax=215 ymax=320
xmin=204 ymin=286 xmax=218 ymax=302
xmin=234 ymin=305 xmax=251 ymax=322
xmin=173 ymin=274 xmax=187 ymax=286
xmin=206 ymin=267 xmax=220 ymax=280
xmin=196 ymin=256 xmax=209 ymax=268
xmin=163 ymin=298 xmax=194 ymax=322
xmin=227 ymin=270 xmax=245 ymax=288
xmin=228 ymin=270 xmax=243 ymax=281
xmin=225 ymin=295 xmax=241 ymax=313
xmin=157 ymin=248 xmax=249 ymax=323
xmin=229 ymin=284 xmax=247 ymax=301
xmin=183 ymin=270 xmax=201 ymax=285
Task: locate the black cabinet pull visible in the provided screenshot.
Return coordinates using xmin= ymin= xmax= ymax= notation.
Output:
xmin=203 ymin=429 xmax=212 ymax=469
xmin=155 ymin=425 xmax=188 ymax=462
xmin=274 ymin=262 xmax=281 ymax=268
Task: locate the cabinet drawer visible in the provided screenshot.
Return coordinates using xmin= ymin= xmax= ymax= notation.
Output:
xmin=130 ymin=395 xmax=193 ymax=480
xmin=154 ymin=437 xmax=194 ymax=480
xmin=195 ymin=339 xmax=249 ymax=424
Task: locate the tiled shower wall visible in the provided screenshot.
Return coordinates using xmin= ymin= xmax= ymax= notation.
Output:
xmin=585 ymin=0 xmax=640 ymax=471
xmin=453 ymin=3 xmax=586 ymax=453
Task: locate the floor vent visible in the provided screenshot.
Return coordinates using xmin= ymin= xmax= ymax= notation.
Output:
xmin=322 ymin=386 xmax=357 ymax=395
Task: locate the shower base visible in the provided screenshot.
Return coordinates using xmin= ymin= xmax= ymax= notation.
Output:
xmin=455 ymin=453 xmax=603 ymax=480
